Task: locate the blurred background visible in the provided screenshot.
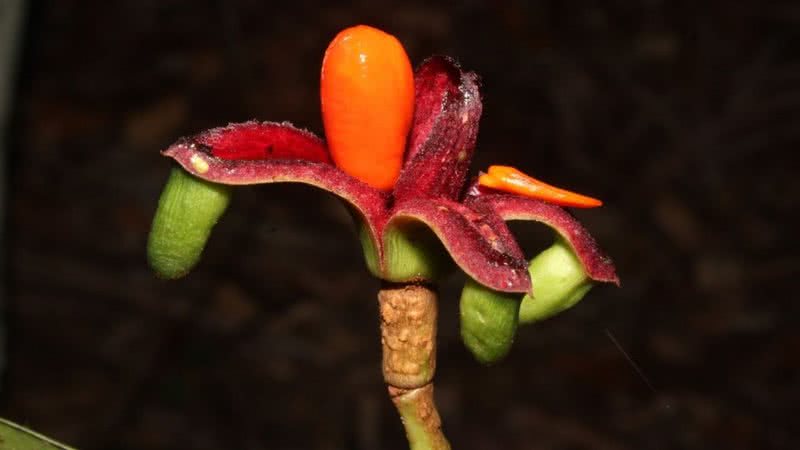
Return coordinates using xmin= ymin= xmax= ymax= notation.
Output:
xmin=2 ymin=1 xmax=798 ymax=449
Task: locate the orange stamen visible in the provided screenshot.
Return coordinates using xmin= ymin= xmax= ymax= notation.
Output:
xmin=320 ymin=25 xmax=415 ymax=190
xmin=478 ymin=165 xmax=603 ymax=208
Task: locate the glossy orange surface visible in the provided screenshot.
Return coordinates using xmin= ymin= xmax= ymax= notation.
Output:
xmin=479 ymin=165 xmax=603 ymax=208
xmin=320 ymin=25 xmax=415 ymax=190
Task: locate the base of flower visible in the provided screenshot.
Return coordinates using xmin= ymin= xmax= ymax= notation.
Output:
xmin=379 ymin=284 xmax=450 ymax=450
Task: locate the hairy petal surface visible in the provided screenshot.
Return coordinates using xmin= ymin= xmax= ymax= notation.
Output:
xmin=394 ymin=56 xmax=482 ymax=201
xmin=183 ymin=120 xmax=331 ymax=163
xmin=466 ymin=191 xmax=619 ymax=285
xmin=403 ymin=56 xmax=460 ymax=163
xmin=164 ymin=138 xmax=387 ymax=254
xmin=388 ymin=198 xmax=531 ymax=293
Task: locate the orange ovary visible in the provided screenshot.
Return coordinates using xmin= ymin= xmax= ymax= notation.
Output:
xmin=479 ymin=165 xmax=603 ymax=208
xmin=321 ymin=25 xmax=415 ymax=191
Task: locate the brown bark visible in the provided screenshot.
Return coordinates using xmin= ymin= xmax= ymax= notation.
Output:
xmin=379 ymin=284 xmax=437 ymax=389
xmin=379 ymin=284 xmax=450 ymax=450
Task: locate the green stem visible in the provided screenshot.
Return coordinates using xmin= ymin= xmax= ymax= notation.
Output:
xmin=379 ymin=284 xmax=450 ymax=450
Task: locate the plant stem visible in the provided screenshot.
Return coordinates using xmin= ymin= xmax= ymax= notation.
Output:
xmin=378 ymin=284 xmax=450 ymax=450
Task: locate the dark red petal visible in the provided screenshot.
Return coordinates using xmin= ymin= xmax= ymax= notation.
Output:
xmin=466 ymin=191 xmax=619 ymax=285
xmin=393 ymin=56 xmax=482 ymax=201
xmin=404 ymin=56 xmax=460 ymax=163
xmin=163 ymin=140 xmax=387 ymax=251
xmin=181 ymin=121 xmax=331 ymax=163
xmin=389 ymin=198 xmax=531 ymax=293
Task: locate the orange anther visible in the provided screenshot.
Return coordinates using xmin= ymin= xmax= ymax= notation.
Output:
xmin=479 ymin=165 xmax=603 ymax=208
xmin=321 ymin=25 xmax=415 ymax=190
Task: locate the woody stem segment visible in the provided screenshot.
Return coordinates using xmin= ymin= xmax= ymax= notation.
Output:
xmin=379 ymin=284 xmax=450 ymax=450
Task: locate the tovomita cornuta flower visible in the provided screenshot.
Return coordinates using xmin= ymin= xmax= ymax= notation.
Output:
xmin=148 ymin=24 xmax=618 ymax=450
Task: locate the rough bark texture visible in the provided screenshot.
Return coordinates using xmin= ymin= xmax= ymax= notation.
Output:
xmin=379 ymin=285 xmax=437 ymax=389
xmin=380 ymin=285 xmax=449 ymax=449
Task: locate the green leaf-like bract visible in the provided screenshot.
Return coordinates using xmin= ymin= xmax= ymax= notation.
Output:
xmin=147 ymin=167 xmax=231 ymax=279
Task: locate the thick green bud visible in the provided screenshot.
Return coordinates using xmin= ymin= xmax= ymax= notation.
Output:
xmin=147 ymin=167 xmax=231 ymax=279
xmin=359 ymin=220 xmax=451 ymax=283
xmin=520 ymin=237 xmax=593 ymax=324
xmin=459 ymin=278 xmax=520 ymax=365
xmin=459 ymin=237 xmax=595 ymax=363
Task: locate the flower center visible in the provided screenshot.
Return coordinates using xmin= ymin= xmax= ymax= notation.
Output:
xmin=320 ymin=25 xmax=415 ymax=191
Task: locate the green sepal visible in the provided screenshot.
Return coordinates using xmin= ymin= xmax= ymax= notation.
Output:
xmin=359 ymin=219 xmax=452 ymax=283
xmin=519 ymin=237 xmax=594 ymax=324
xmin=459 ymin=279 xmax=520 ymax=365
xmin=147 ymin=167 xmax=231 ymax=279
xmin=0 ymin=418 xmax=76 ymax=449
xmin=358 ymin=220 xmax=381 ymax=278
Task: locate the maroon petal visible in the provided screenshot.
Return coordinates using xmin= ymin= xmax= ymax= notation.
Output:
xmin=393 ymin=57 xmax=483 ymax=201
xmin=467 ymin=192 xmax=619 ymax=285
xmin=182 ymin=121 xmax=331 ymax=163
xmin=389 ymin=198 xmax=531 ymax=293
xmin=403 ymin=56 xmax=460 ymax=163
xmin=163 ymin=140 xmax=388 ymax=250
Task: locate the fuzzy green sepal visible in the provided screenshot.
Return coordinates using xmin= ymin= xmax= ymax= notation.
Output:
xmin=359 ymin=220 xmax=451 ymax=283
xmin=147 ymin=167 xmax=231 ymax=279
xmin=358 ymin=220 xmax=382 ymax=279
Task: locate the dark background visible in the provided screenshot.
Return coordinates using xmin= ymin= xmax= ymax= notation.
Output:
xmin=4 ymin=1 xmax=799 ymax=449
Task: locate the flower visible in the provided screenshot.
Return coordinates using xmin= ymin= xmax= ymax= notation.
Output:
xmin=157 ymin=25 xmax=618 ymax=294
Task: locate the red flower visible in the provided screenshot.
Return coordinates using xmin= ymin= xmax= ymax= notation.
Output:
xmin=161 ymin=27 xmax=617 ymax=293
